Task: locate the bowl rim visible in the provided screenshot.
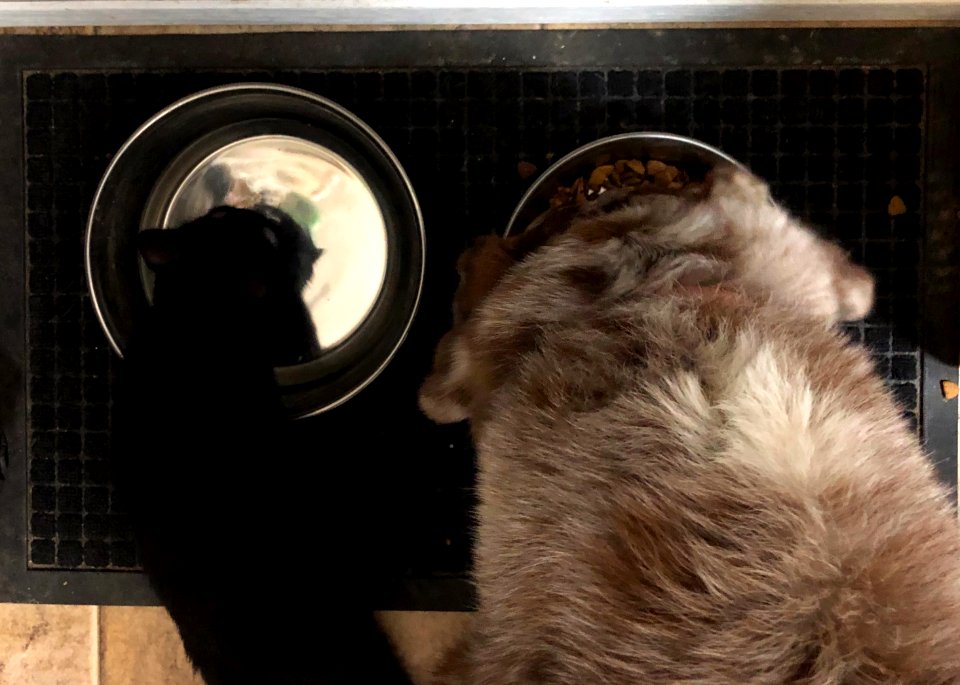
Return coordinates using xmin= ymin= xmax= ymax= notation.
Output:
xmin=84 ymin=82 xmax=426 ymax=416
xmin=504 ymin=131 xmax=745 ymax=236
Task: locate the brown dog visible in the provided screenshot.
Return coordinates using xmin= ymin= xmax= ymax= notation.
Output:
xmin=420 ymin=168 xmax=960 ymax=684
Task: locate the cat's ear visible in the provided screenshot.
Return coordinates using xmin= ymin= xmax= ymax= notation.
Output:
xmin=137 ymin=229 xmax=182 ymax=270
xmin=259 ymin=223 xmax=323 ymax=260
xmin=260 ymin=224 xmax=279 ymax=249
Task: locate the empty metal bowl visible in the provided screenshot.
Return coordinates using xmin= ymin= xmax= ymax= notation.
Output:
xmin=86 ymin=83 xmax=425 ymax=417
xmin=505 ymin=132 xmax=744 ymax=236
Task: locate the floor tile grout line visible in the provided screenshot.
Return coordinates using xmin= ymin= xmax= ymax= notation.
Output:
xmin=92 ymin=605 xmax=101 ymax=685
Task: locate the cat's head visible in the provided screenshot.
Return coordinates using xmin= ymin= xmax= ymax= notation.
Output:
xmin=419 ymin=168 xmax=874 ymax=424
xmin=138 ymin=206 xmax=322 ymax=365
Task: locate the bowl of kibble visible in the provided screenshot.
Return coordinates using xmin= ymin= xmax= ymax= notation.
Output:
xmin=505 ymin=132 xmax=745 ymax=236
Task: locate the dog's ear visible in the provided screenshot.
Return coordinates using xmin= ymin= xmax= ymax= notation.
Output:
xmin=452 ymin=235 xmax=517 ymax=326
xmin=418 ymin=329 xmax=474 ymax=424
xmin=453 ymin=205 xmax=582 ymax=325
xmin=422 ymin=233 xmax=522 ymax=423
xmin=422 ymin=205 xmax=585 ymax=424
xmin=822 ymin=240 xmax=875 ymax=322
xmin=706 ymin=168 xmax=875 ymax=324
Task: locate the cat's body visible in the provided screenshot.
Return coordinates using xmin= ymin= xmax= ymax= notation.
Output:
xmin=421 ymin=171 xmax=960 ymax=684
xmin=115 ymin=207 xmax=412 ymax=685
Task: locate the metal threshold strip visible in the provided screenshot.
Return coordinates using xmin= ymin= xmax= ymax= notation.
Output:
xmin=0 ymin=1 xmax=959 ymax=29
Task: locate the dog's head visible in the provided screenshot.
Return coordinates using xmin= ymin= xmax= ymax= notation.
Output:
xmin=420 ymin=168 xmax=874 ymax=425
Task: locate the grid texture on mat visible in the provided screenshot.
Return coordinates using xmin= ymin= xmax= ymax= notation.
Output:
xmin=24 ymin=66 xmax=924 ymax=570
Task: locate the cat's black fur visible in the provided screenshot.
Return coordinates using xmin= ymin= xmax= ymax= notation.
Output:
xmin=114 ymin=207 xmax=413 ymax=685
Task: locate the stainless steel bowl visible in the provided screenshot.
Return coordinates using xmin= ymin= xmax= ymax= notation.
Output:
xmin=86 ymin=83 xmax=425 ymax=417
xmin=505 ymin=132 xmax=745 ymax=236
xmin=143 ymin=134 xmax=389 ymax=353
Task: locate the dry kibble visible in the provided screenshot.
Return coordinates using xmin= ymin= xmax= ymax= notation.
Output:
xmin=941 ymin=380 xmax=959 ymax=401
xmin=588 ymin=164 xmax=616 ymax=189
xmin=654 ymin=171 xmax=674 ymax=187
xmin=518 ymin=160 xmax=539 ymax=180
xmin=646 ymin=159 xmax=668 ymax=175
xmin=888 ymin=195 xmax=907 ymax=216
xmin=548 ymin=157 xmax=699 ymax=209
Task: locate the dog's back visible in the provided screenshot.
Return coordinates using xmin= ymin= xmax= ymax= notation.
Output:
xmin=421 ymin=171 xmax=960 ymax=684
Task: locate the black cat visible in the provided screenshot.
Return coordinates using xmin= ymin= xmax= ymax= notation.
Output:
xmin=114 ymin=206 xmax=413 ymax=685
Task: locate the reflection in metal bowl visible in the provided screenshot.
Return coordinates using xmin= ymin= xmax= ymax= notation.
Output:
xmin=157 ymin=135 xmax=389 ymax=350
xmin=86 ymin=83 xmax=424 ymax=416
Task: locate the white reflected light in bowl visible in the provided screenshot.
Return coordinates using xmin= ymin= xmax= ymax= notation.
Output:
xmin=163 ymin=135 xmax=388 ymax=350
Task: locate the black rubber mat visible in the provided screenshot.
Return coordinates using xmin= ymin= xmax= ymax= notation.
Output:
xmin=24 ymin=65 xmax=925 ymax=572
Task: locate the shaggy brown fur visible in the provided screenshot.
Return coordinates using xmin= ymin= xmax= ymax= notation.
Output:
xmin=420 ymin=168 xmax=960 ymax=684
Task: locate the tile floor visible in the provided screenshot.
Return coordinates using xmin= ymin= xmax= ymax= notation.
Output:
xmin=0 ymin=603 xmax=468 ymax=685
